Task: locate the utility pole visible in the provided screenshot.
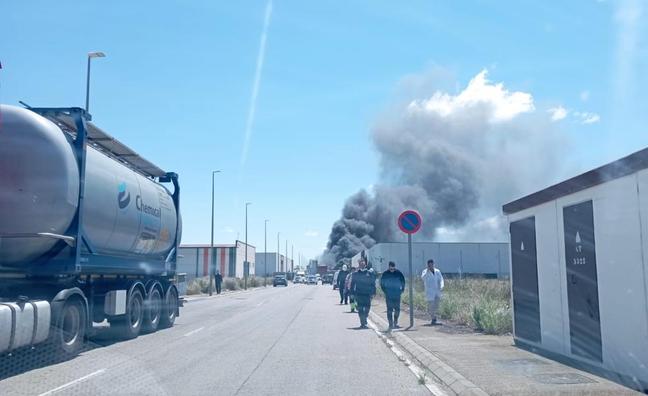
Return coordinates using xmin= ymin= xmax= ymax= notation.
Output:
xmin=277 ymin=232 xmax=280 ymax=272
xmin=209 ymin=170 xmax=221 ymax=296
xmin=244 ymin=202 xmax=251 ymax=289
xmin=264 ymin=219 xmax=269 ymax=285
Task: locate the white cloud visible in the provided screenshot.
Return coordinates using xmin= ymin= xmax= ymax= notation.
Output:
xmin=305 ymin=230 xmax=319 ymax=237
xmin=548 ymin=106 xmax=568 ymax=121
xmin=574 ymin=111 xmax=601 ymax=124
xmin=222 ymin=226 xmax=235 ymax=233
xmin=408 ymin=70 xmax=535 ymax=123
xmin=580 ymin=90 xmax=590 ymax=102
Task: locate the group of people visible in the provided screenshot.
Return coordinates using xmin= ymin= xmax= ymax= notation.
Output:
xmin=337 ymin=259 xmax=445 ymax=330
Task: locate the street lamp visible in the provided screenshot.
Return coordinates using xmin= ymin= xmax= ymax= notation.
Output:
xmin=277 ymin=232 xmax=281 ymax=272
xmin=85 ymin=51 xmax=106 ymax=114
xmin=209 ymin=170 xmax=221 ymax=296
xmin=264 ymin=219 xmax=269 ymax=283
xmin=244 ymin=202 xmax=252 ymax=289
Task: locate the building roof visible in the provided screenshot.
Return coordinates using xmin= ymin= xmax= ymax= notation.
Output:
xmin=503 ymin=146 xmax=648 ymax=215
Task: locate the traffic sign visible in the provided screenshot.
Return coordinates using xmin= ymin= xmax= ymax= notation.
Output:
xmin=398 ymin=210 xmax=422 ymax=234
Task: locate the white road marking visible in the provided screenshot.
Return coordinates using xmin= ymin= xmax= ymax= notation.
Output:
xmin=38 ymin=369 xmax=106 ymax=396
xmin=368 ymin=320 xmax=449 ymax=396
xmin=256 ymin=301 xmax=265 ymax=307
xmin=184 ymin=326 xmax=205 ymax=337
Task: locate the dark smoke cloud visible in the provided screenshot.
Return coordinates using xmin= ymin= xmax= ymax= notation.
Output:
xmin=322 ymin=69 xmax=567 ymax=265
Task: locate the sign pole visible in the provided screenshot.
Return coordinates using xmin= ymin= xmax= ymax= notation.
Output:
xmin=397 ymin=209 xmax=422 ymax=330
xmin=408 ymin=233 xmax=414 ymax=328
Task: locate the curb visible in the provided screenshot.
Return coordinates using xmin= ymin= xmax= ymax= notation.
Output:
xmin=183 ymin=284 xmax=273 ymax=302
xmin=369 ymin=310 xmax=489 ymax=396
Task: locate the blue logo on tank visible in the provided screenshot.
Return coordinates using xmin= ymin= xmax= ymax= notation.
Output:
xmin=118 ymin=182 xmax=131 ymax=209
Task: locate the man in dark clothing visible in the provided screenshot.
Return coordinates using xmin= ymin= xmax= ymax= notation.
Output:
xmin=350 ymin=259 xmax=376 ymax=329
xmin=337 ymin=265 xmax=349 ymax=304
xmin=380 ymin=261 xmax=405 ymax=329
xmin=214 ymin=271 xmax=223 ymax=295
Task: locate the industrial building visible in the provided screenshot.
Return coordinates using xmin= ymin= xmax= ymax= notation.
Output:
xmin=177 ymin=241 xmax=256 ymax=281
xmin=503 ymin=147 xmax=648 ymax=391
xmin=351 ymin=242 xmax=510 ymax=278
xmin=255 ymin=252 xmax=293 ymax=276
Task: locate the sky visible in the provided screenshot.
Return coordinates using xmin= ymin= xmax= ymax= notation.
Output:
xmin=1 ymin=0 xmax=647 ymax=263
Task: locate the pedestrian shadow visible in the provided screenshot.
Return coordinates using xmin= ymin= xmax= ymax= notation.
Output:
xmin=346 ymin=327 xmax=370 ymax=331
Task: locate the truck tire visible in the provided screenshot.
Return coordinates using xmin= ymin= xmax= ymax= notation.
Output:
xmin=51 ymin=297 xmax=86 ymax=356
xmin=159 ymin=286 xmax=178 ymax=329
xmin=114 ymin=288 xmax=143 ymax=339
xmin=142 ymin=287 xmax=162 ymax=333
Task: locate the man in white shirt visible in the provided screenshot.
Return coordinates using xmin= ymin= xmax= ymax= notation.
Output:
xmin=421 ymin=259 xmax=444 ymax=325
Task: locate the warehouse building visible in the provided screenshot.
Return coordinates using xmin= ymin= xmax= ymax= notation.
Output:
xmin=351 ymin=242 xmax=510 ymax=278
xmin=255 ymin=252 xmax=292 ymax=276
xmin=177 ymin=241 xmax=255 ymax=281
xmin=503 ymin=147 xmax=648 ymax=391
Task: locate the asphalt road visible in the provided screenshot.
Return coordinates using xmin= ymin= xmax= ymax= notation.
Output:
xmin=0 ymin=284 xmax=430 ymax=395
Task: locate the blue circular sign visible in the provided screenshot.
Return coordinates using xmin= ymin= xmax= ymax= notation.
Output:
xmin=398 ymin=210 xmax=422 ymax=234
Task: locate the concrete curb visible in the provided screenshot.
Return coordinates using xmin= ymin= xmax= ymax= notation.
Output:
xmin=183 ymin=284 xmax=273 ymax=302
xmin=369 ymin=310 xmax=489 ymax=396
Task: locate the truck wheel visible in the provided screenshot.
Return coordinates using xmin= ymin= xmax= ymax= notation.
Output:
xmin=159 ymin=286 xmax=178 ymax=329
xmin=51 ymin=298 xmax=86 ymax=356
xmin=142 ymin=287 xmax=162 ymax=333
xmin=114 ymin=288 xmax=143 ymax=339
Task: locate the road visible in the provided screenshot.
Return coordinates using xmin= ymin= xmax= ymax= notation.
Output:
xmin=0 ymin=284 xmax=430 ymax=395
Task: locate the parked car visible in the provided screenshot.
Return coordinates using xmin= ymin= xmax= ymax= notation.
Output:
xmin=322 ymin=274 xmax=333 ymax=284
xmin=273 ymin=275 xmax=288 ymax=287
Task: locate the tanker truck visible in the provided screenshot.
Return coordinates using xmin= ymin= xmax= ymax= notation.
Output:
xmin=0 ymin=104 xmax=182 ymax=356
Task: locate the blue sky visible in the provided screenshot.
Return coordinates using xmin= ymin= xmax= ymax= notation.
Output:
xmin=1 ymin=0 xmax=647 ymax=261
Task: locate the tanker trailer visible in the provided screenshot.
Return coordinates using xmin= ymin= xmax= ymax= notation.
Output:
xmin=0 ymin=104 xmax=182 ymax=355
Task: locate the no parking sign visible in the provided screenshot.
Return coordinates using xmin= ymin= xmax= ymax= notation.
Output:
xmin=397 ymin=210 xmax=422 ymax=328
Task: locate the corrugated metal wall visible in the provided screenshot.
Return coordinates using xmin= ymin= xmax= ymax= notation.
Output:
xmin=177 ymin=247 xmax=237 ymax=281
xmin=354 ymin=242 xmax=510 ymax=278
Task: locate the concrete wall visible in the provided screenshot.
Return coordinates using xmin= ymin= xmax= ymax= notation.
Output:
xmin=352 ymin=242 xmax=510 ymax=278
xmin=178 ymin=242 xmax=256 ymax=279
xmin=235 ymin=241 xmax=256 ymax=277
xmin=507 ymin=171 xmax=648 ymax=386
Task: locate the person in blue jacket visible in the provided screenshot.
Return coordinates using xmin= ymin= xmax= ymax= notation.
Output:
xmin=380 ymin=261 xmax=405 ymax=329
xmin=350 ymin=259 xmax=376 ymax=329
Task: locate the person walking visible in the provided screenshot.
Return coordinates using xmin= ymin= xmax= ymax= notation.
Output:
xmin=380 ymin=261 xmax=405 ymax=329
xmin=421 ymin=259 xmax=444 ymax=325
xmin=337 ymin=265 xmax=349 ymax=304
xmin=350 ymin=259 xmax=376 ymax=329
xmin=214 ymin=271 xmax=223 ymax=295
xmin=345 ymin=267 xmax=357 ymax=312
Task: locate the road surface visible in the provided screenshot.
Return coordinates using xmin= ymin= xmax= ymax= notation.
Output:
xmin=0 ymin=284 xmax=430 ymax=395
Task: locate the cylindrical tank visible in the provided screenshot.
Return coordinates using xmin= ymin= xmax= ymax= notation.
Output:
xmin=0 ymin=105 xmax=178 ymax=267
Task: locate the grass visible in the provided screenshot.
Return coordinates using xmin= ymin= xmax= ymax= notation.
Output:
xmin=384 ymin=277 xmax=512 ymax=335
xmin=186 ymin=276 xmax=271 ymax=294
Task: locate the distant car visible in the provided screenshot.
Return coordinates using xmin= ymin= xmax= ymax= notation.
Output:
xmin=322 ymin=274 xmax=333 ymax=284
xmin=294 ymin=275 xmax=305 ymax=284
xmin=273 ymin=275 xmax=288 ymax=287
xmin=306 ymin=275 xmax=317 ymax=285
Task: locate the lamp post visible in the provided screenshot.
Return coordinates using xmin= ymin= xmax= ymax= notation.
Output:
xmin=209 ymin=170 xmax=221 ymax=296
xmin=244 ymin=202 xmax=251 ymax=289
xmin=85 ymin=51 xmax=106 ymax=115
xmin=277 ymin=232 xmax=280 ymax=271
xmin=264 ymin=219 xmax=269 ymax=285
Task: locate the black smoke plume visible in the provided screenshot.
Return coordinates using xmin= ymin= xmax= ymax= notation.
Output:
xmin=322 ymin=69 xmax=566 ymax=266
